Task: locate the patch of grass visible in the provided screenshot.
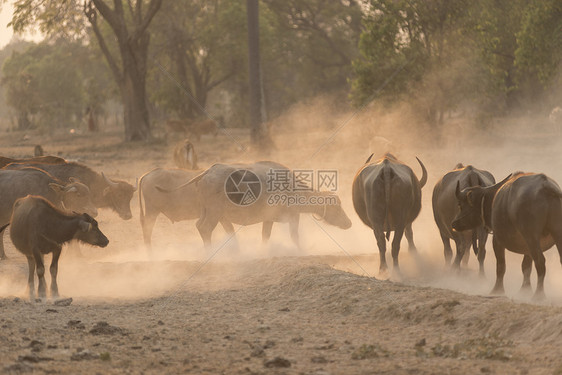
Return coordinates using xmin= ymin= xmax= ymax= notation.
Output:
xmin=351 ymin=344 xmax=389 ymax=360
xmin=99 ymin=352 xmax=111 ymax=361
xmin=431 ymin=335 xmax=512 ymax=361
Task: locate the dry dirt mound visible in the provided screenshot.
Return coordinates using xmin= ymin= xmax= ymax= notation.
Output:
xmin=0 ymin=256 xmax=561 ymax=374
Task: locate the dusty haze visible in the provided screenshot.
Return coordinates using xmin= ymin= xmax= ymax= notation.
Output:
xmin=1 ymin=100 xmax=562 ymax=373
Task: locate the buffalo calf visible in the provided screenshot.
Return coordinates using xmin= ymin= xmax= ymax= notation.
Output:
xmin=4 ymin=195 xmax=109 ymax=300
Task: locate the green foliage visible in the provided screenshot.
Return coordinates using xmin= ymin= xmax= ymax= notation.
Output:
xmin=149 ymin=0 xmax=362 ymax=126
xmin=351 ymin=0 xmax=471 ymax=124
xmin=515 ymin=0 xmax=562 ymax=85
xmin=1 ymin=40 xmax=112 ymax=130
xmin=351 ymin=0 xmax=562 ymax=124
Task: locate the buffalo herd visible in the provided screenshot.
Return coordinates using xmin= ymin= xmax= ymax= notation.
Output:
xmin=2 ymin=144 xmax=562 ymax=301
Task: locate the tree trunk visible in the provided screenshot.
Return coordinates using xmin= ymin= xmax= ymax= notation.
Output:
xmin=246 ymin=0 xmax=273 ymax=150
xmin=120 ymin=32 xmax=151 ymax=141
xmin=85 ymin=0 xmax=162 ymax=142
xmin=122 ymin=74 xmax=150 ymax=141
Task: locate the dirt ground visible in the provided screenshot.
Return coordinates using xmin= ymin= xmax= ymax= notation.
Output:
xmin=1 ymin=117 xmax=562 ymax=374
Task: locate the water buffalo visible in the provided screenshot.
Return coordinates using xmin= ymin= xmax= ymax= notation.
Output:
xmin=139 ymin=168 xmax=214 ymax=250
xmin=159 ymin=161 xmax=352 ymax=249
xmin=0 ymin=155 xmax=67 ymax=168
xmin=173 ymin=139 xmax=198 ymax=169
xmin=4 ymin=161 xmax=136 ymax=220
xmin=1 ymin=195 xmax=108 ymax=300
xmin=0 ymin=168 xmax=97 ymax=259
xmin=140 ymin=167 xmax=316 ymax=251
xmin=352 ymin=153 xmax=427 ymax=272
xmin=432 ymin=164 xmax=495 ymax=274
xmin=452 ymin=172 xmax=562 ymax=299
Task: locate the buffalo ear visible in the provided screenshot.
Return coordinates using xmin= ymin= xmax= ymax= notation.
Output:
xmin=79 ymin=220 xmax=92 ymax=232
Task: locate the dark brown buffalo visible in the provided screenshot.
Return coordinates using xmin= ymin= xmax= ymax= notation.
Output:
xmin=352 ymin=153 xmax=427 ymax=272
xmin=452 ymin=172 xmax=562 ymax=299
xmin=0 ymin=155 xmax=66 ymax=168
xmin=4 ymin=161 xmax=136 ymax=220
xmin=432 ymin=164 xmax=495 ymax=274
xmin=0 ymin=168 xmax=97 ymax=260
xmin=1 ymin=195 xmax=108 ymax=299
xmin=173 ymin=139 xmax=198 ymax=169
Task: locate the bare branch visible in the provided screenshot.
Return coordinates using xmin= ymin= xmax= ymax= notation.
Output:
xmin=84 ymin=1 xmax=123 ymax=84
xmin=131 ymin=0 xmax=163 ymax=41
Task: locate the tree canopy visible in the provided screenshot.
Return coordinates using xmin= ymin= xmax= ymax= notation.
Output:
xmin=0 ymin=0 xmax=559 ymax=136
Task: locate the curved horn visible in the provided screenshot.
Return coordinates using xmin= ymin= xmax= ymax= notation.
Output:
xmin=133 ymin=178 xmax=138 ymax=192
xmin=488 ymin=173 xmax=512 ymax=194
xmin=365 ymin=153 xmax=374 ymax=164
xmin=455 ymin=180 xmax=461 ymax=200
xmin=416 ymin=157 xmax=428 ymax=188
xmin=102 ymin=172 xmax=119 ymax=187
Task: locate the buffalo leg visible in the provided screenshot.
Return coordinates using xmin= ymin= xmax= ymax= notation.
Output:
xmin=476 ymin=230 xmax=488 ymax=277
xmin=0 ymin=229 xmax=6 ymax=260
xmin=26 ymin=256 xmax=36 ymax=300
xmin=33 ymin=251 xmax=47 ymax=299
xmin=140 ymin=212 xmax=158 ymax=252
xmin=261 ymin=221 xmax=273 ymax=245
xmin=50 ymin=248 xmax=62 ymax=298
xmin=529 ymin=247 xmax=546 ymax=299
xmin=440 ymin=232 xmax=453 ymax=265
xmin=219 ymin=220 xmax=240 ymax=251
xmin=452 ymin=237 xmax=467 ymax=270
xmin=490 ymin=237 xmax=506 ymax=295
xmin=289 ymin=216 xmax=301 ymax=249
xmin=461 ymin=244 xmax=470 ymax=266
xmin=404 ymin=224 xmax=417 ymax=252
xmin=374 ymin=228 xmax=387 ymax=272
xmin=196 ymin=209 xmax=220 ymax=250
xmin=391 ymin=227 xmax=405 ymax=271
xmin=520 ymin=255 xmax=532 ymax=292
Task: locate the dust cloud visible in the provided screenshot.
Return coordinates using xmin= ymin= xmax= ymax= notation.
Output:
xmin=1 ymin=93 xmax=562 ymax=307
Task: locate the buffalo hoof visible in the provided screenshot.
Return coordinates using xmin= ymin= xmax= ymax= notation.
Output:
xmin=378 ymin=268 xmax=390 ymax=280
xmin=518 ymin=284 xmax=532 ymax=296
xmin=489 ymin=286 xmax=505 ymax=296
xmin=532 ymin=291 xmax=546 ymax=301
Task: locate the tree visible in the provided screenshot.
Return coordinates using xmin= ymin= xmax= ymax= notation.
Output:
xmin=351 ymin=0 xmax=471 ymax=126
xmin=1 ymin=40 xmax=88 ymax=130
xmin=263 ymin=0 xmax=362 ymax=114
xmin=9 ymin=0 xmax=163 ymax=141
xmin=149 ymin=1 xmax=243 ymax=120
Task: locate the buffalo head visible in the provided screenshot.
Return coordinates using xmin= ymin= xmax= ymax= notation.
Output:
xmin=452 ymin=174 xmax=512 ymax=232
xmin=50 ymin=180 xmax=98 ymax=218
xmin=451 ymin=183 xmax=485 ymax=232
xmin=102 ymin=172 xmax=137 ymax=220
xmin=74 ymin=213 xmax=109 ymax=248
xmin=315 ymin=193 xmax=352 ymax=230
